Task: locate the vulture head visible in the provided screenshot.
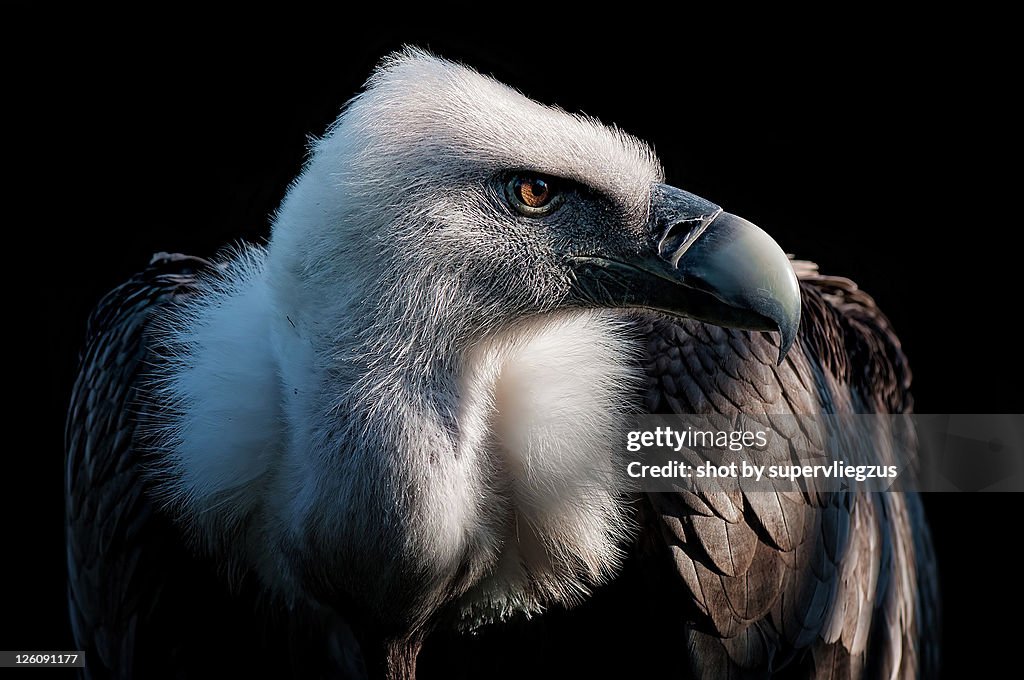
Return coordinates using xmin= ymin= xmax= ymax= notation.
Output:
xmin=151 ymin=49 xmax=800 ymax=642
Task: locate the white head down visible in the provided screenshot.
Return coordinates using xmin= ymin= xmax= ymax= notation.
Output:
xmin=147 ymin=48 xmax=800 ymax=640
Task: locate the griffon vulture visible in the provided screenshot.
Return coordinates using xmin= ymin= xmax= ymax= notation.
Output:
xmin=66 ymin=49 xmax=938 ymax=679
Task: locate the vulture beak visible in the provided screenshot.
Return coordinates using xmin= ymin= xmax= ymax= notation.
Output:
xmin=569 ymin=183 xmax=801 ymax=364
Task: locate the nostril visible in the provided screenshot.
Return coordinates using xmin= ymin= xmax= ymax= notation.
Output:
xmin=659 ymin=220 xmax=700 ymax=257
xmin=657 ymin=210 xmax=719 ymax=266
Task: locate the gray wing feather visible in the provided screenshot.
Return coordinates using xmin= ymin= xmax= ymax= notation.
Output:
xmin=66 ymin=254 xmax=205 ymax=676
xmin=65 ymin=254 xmax=366 ymax=679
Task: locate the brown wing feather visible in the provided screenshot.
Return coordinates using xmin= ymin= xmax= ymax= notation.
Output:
xmin=639 ymin=264 xmax=938 ymax=679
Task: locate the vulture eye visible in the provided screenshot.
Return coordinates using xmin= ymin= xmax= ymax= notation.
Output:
xmin=507 ymin=174 xmax=563 ymax=216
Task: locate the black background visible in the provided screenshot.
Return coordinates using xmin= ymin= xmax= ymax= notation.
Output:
xmin=7 ymin=8 xmax=1021 ymax=677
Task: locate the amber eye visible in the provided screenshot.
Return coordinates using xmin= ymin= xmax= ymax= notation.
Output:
xmin=516 ymin=176 xmax=551 ymax=206
xmin=507 ymin=174 xmax=563 ymax=215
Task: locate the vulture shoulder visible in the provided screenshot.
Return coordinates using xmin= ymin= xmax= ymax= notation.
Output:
xmin=638 ymin=262 xmax=939 ymax=679
xmin=65 ymin=253 xmax=364 ymax=679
